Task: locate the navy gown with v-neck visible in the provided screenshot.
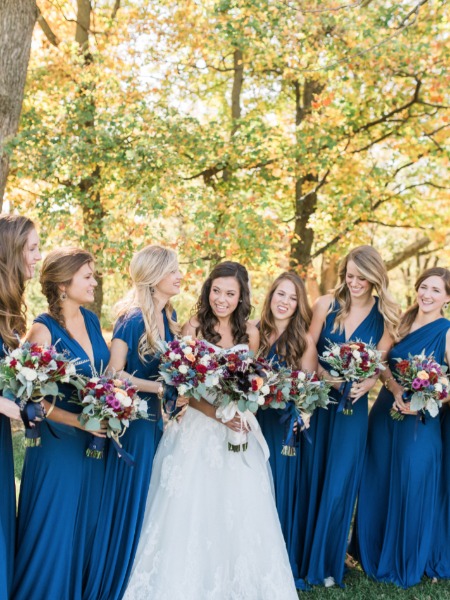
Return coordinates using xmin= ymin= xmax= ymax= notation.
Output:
xmin=256 ymin=344 xmax=301 ymax=577
xmin=355 ymin=318 xmax=449 ymax=588
xmin=0 ymin=336 xmax=16 ymax=600
xmin=13 ymin=308 xmax=110 ymax=600
xmin=83 ymin=308 xmax=172 ymax=600
xmin=291 ymin=297 xmax=384 ymax=588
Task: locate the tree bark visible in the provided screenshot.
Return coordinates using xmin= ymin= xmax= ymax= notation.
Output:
xmin=289 ymin=78 xmax=324 ymax=270
xmin=0 ymin=0 xmax=37 ymax=208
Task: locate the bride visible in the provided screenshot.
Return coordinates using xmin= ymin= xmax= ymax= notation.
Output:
xmin=123 ymin=261 xmax=298 ymax=600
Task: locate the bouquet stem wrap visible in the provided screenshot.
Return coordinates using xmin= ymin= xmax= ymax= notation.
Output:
xmin=20 ymin=401 xmax=45 ymax=447
xmin=216 ymin=402 xmax=270 ymax=460
xmin=279 ymin=403 xmax=311 ymax=456
xmin=86 ymin=435 xmax=106 ymax=459
xmin=337 ymin=381 xmax=354 ymax=415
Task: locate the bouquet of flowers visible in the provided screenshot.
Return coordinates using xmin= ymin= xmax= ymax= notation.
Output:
xmin=214 ymin=350 xmax=278 ymax=452
xmin=0 ymin=342 xmax=81 ymax=446
xmin=321 ymin=339 xmax=385 ymax=415
xmin=264 ymin=368 xmax=332 ymax=456
xmin=390 ymin=352 xmax=449 ymax=421
xmin=73 ymin=374 xmax=148 ymax=464
xmin=158 ymin=337 xmax=221 ymax=416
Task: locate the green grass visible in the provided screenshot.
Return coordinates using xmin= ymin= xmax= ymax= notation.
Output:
xmin=298 ymin=567 xmax=450 ymax=599
xmin=12 ymin=430 xmax=450 ymax=599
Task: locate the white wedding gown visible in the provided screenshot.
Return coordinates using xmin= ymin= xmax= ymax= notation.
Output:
xmin=123 ymin=344 xmax=298 ymax=600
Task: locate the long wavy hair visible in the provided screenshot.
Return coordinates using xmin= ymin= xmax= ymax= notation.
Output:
xmin=259 ymin=272 xmax=312 ymax=367
xmin=398 ymin=267 xmax=450 ymax=340
xmin=115 ymin=245 xmax=180 ymax=361
xmin=40 ymin=247 xmax=94 ymax=331
xmin=331 ymin=245 xmax=400 ymax=339
xmin=0 ymin=214 xmax=35 ymax=349
xmin=195 ymin=261 xmax=252 ymax=346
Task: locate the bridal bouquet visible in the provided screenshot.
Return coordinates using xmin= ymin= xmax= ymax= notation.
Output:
xmin=214 ymin=350 xmax=278 ymax=451
xmin=0 ymin=342 xmax=81 ymax=446
xmin=158 ymin=337 xmax=221 ymax=415
xmin=264 ymin=368 xmax=332 ymax=455
xmin=73 ymin=374 xmax=148 ymax=464
xmin=321 ymin=339 xmax=385 ymax=415
xmin=390 ymin=353 xmax=449 ymax=421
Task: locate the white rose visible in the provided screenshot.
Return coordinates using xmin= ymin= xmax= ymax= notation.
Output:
xmin=20 ymin=367 xmax=38 ymax=382
xmin=169 ymin=352 xmax=181 ymax=361
xmin=65 ymin=363 xmax=76 ymax=376
xmin=183 ymin=347 xmax=194 ymax=356
xmin=90 ymin=377 xmax=100 ymax=384
xmin=352 ymin=350 xmax=361 ymax=360
xmin=434 ymin=383 xmax=443 ymax=393
xmin=261 ymin=385 xmax=270 ymax=395
xmin=199 ymin=355 xmax=211 ymax=366
xmin=178 ymin=365 xmax=189 ymax=374
xmin=178 ymin=384 xmax=187 ymax=396
xmin=11 ymin=348 xmax=22 ymax=359
xmin=257 ymin=396 xmax=265 ymax=406
xmin=297 ymin=371 xmax=306 ymax=381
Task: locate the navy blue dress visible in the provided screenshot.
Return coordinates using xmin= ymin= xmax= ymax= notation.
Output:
xmin=427 ymin=401 xmax=450 ymax=579
xmin=0 ymin=336 xmax=15 ymax=599
xmin=13 ymin=309 xmax=110 ymax=600
xmin=84 ymin=308 xmax=172 ymax=600
xmin=256 ymin=344 xmax=300 ymax=575
xmin=355 ymin=318 xmax=449 ymax=588
xmin=291 ymin=298 xmax=384 ymax=587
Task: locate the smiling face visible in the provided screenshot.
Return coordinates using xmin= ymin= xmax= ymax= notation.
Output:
xmin=345 ymin=260 xmax=372 ymax=299
xmin=417 ymin=275 xmax=450 ymax=316
xmin=23 ymin=228 xmax=41 ymax=280
xmin=209 ymin=276 xmax=241 ymax=319
xmin=63 ymin=262 xmax=97 ymax=305
xmin=154 ymin=263 xmax=183 ymax=299
xmin=270 ymin=279 xmax=298 ymax=322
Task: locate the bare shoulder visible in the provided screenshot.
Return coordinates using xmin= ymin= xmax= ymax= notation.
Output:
xmin=313 ymin=294 xmax=334 ymax=313
xmin=181 ymin=316 xmax=199 ymax=337
xmin=25 ymin=322 xmax=52 ymax=345
xmin=248 ymin=318 xmax=259 ymax=327
xmin=246 ymin=322 xmax=260 ymax=353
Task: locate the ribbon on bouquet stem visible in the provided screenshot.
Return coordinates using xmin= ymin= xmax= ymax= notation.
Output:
xmin=337 ymin=381 xmax=354 ymax=415
xmin=279 ymin=403 xmax=311 ymax=457
xmin=216 ymin=403 xmax=270 ymax=462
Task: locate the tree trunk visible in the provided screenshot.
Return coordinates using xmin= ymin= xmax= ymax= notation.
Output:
xmin=75 ymin=0 xmax=104 ymax=318
xmin=289 ymin=78 xmax=323 ymax=270
xmin=0 ymin=0 xmax=37 ymax=208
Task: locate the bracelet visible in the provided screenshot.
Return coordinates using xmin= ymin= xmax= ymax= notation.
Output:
xmin=157 ymin=383 xmax=164 ymax=400
xmin=384 ymin=377 xmax=394 ymax=391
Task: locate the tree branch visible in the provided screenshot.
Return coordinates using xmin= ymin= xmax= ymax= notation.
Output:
xmin=37 ymin=7 xmax=60 ymax=47
xmin=385 ymin=237 xmax=431 ymax=270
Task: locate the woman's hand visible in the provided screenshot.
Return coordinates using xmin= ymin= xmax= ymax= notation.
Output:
xmin=223 ymin=415 xmax=249 ymax=433
xmin=389 ymin=381 xmax=413 ymax=414
xmin=0 ymin=396 xmax=21 ymax=421
xmin=350 ymin=378 xmax=378 ymax=403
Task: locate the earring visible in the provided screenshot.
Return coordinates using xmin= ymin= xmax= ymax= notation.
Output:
xmin=60 ymin=292 xmax=67 ymax=301
xmin=444 ymin=302 xmax=449 ymax=310
xmin=239 ymin=299 xmax=242 ymax=303
xmin=150 ymin=287 xmax=155 ymax=294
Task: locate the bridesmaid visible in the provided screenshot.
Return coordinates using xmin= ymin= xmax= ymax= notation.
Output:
xmin=13 ymin=248 xmax=109 ymax=600
xmin=355 ymin=267 xmax=450 ymax=588
xmin=84 ymin=245 xmax=182 ymax=600
xmin=0 ymin=214 xmax=41 ymax=599
xmin=256 ymin=272 xmax=317 ymax=569
xmin=291 ymin=245 xmax=399 ymax=588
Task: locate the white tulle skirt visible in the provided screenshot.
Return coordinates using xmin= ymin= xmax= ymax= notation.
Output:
xmin=123 ymin=406 xmax=298 ymax=600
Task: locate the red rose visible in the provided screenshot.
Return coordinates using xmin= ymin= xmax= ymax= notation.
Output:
xmin=195 ymin=364 xmax=207 ymax=374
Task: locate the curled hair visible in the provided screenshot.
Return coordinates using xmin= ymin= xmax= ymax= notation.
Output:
xmin=398 ymin=267 xmax=450 ymax=340
xmin=331 ymin=245 xmax=400 ymax=340
xmin=0 ymin=214 xmax=35 ymax=349
xmin=40 ymin=248 xmax=94 ymax=331
xmin=259 ymin=272 xmax=312 ymax=368
xmin=115 ymin=245 xmax=181 ymax=361
xmin=195 ymin=261 xmax=252 ymax=346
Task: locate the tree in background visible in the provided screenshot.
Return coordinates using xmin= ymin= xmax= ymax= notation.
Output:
xmin=4 ymin=0 xmax=450 ymax=319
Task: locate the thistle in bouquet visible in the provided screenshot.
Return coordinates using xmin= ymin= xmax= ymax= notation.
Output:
xmin=214 ymin=350 xmax=277 ymax=452
xmin=73 ymin=373 xmax=148 ymax=465
xmin=389 ymin=352 xmax=449 ymax=421
xmin=264 ymin=367 xmax=332 ymax=456
xmin=321 ymin=339 xmax=385 ymax=415
xmin=0 ymin=342 xmax=81 ymax=446
xmin=157 ymin=336 xmax=221 ymax=417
